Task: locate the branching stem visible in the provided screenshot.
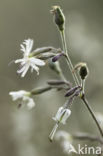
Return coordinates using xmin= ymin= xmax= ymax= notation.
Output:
xmin=59 ymin=28 xmax=103 ymax=139
xmin=60 ymin=30 xmax=79 ymax=86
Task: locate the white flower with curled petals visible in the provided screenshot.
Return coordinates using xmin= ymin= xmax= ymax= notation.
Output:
xmin=15 ymin=39 xmax=45 ymax=77
xmin=9 ymin=90 xmax=35 ymax=109
xmin=53 ymin=107 xmax=71 ymax=124
xmin=49 ymin=107 xmax=71 ymax=141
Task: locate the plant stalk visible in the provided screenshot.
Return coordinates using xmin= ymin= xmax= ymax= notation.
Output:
xmin=81 ymin=94 xmax=103 ymax=138
xmin=59 ymin=28 xmax=103 ymax=139
xmin=60 ymin=30 xmax=79 ymax=86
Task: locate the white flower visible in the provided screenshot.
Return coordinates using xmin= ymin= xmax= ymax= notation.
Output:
xmin=15 ymin=39 xmax=45 ymax=77
xmin=49 ymin=107 xmax=71 ymax=141
xmin=53 ymin=107 xmax=71 ymax=124
xmin=9 ymin=90 xmax=35 ymax=109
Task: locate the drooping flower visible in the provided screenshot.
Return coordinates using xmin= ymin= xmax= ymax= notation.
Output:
xmin=9 ymin=90 xmax=35 ymax=109
xmin=53 ymin=107 xmax=71 ymax=124
xmin=49 ymin=107 xmax=71 ymax=141
xmin=15 ymin=39 xmax=45 ymax=77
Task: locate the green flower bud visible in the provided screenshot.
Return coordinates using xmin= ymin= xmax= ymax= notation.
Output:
xmin=73 ymin=62 xmax=89 ymax=80
xmin=79 ymin=64 xmax=88 ymax=80
xmin=51 ymin=6 xmax=65 ymax=31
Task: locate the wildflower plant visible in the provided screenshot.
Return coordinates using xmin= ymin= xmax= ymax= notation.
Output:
xmin=9 ymin=5 xmax=103 ymax=155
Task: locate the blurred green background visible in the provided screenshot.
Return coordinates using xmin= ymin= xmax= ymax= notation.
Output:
xmin=0 ymin=0 xmax=103 ymax=155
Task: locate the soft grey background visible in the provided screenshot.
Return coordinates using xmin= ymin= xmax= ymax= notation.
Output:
xmin=0 ymin=0 xmax=103 ymax=156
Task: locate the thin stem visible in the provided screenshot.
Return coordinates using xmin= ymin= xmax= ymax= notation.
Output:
xmin=81 ymin=79 xmax=85 ymax=95
xmin=81 ymin=94 xmax=103 ymax=138
xmin=60 ymin=30 xmax=80 ymax=86
xmin=59 ymin=27 xmax=103 ymax=139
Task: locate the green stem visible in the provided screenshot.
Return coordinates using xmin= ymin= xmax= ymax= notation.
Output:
xmin=81 ymin=79 xmax=85 ymax=95
xmin=60 ymin=30 xmax=79 ymax=86
xmin=81 ymin=94 xmax=103 ymax=138
xmin=59 ymin=28 xmax=103 ymax=139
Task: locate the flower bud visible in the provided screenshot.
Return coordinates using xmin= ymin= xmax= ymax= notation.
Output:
xmin=52 ymin=52 xmax=64 ymax=62
xmin=79 ymin=64 xmax=89 ymax=80
xmin=53 ymin=107 xmax=71 ymax=124
xmin=65 ymin=86 xmax=81 ymax=97
xmin=51 ymin=6 xmax=65 ymax=31
xmin=73 ymin=62 xmax=89 ymax=80
xmin=47 ymin=80 xmax=70 ymax=86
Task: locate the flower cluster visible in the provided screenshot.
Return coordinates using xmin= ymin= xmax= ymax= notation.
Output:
xmin=8 ymin=6 xmax=101 ymax=154
xmin=9 ymin=39 xmax=62 ymax=109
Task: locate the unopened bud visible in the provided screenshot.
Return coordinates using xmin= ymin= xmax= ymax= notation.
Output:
xmin=47 ymin=80 xmax=69 ymax=86
xmin=52 ymin=52 xmax=64 ymax=62
xmin=73 ymin=62 xmax=89 ymax=80
xmin=51 ymin=6 xmax=65 ymax=31
xmin=65 ymin=86 xmax=81 ymax=97
xmin=79 ymin=64 xmax=89 ymax=80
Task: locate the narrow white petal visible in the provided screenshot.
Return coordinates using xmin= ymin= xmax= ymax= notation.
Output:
xmin=31 ymin=64 xmax=39 ymax=75
xmin=27 ymin=98 xmax=35 ymax=109
xmin=21 ymin=64 xmax=30 ymax=77
xmin=9 ymin=90 xmax=26 ymax=100
xmin=24 ymin=39 xmax=34 ymax=55
xmin=17 ymin=65 xmax=26 ymax=74
xmin=15 ymin=59 xmax=24 ymax=63
xmin=20 ymin=44 xmax=26 ymax=52
xmin=30 ymin=58 xmax=45 ymax=66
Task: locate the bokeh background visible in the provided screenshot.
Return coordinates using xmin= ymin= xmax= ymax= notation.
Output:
xmin=0 ymin=0 xmax=103 ymax=156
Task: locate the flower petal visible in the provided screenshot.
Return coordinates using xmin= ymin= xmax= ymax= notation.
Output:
xmin=24 ymin=39 xmax=34 ymax=55
xmin=31 ymin=64 xmax=39 ymax=75
xmin=20 ymin=44 xmax=26 ymax=53
xmin=15 ymin=59 xmax=25 ymax=63
xmin=27 ymin=98 xmax=35 ymax=109
xmin=30 ymin=58 xmax=45 ymax=66
xmin=9 ymin=90 xmax=26 ymax=101
xmin=21 ymin=64 xmax=30 ymax=77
